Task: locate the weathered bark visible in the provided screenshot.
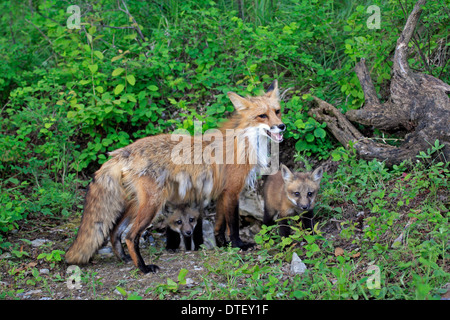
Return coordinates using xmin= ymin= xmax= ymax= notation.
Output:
xmin=309 ymin=0 xmax=450 ymax=166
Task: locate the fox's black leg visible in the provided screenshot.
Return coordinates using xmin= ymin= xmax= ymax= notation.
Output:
xmin=301 ymin=210 xmax=315 ymax=232
xmin=193 ymin=217 xmax=203 ymax=250
xmin=111 ymin=215 xmax=132 ymax=263
xmin=227 ymin=196 xmax=254 ymax=250
xmin=278 ymin=221 xmax=292 ymax=238
xmin=166 ymin=227 xmax=181 ymax=252
xmin=126 ymin=232 xmax=159 ymax=274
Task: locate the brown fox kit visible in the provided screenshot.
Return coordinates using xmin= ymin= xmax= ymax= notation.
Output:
xmin=109 ymin=202 xmax=203 ymax=261
xmin=66 ymin=80 xmax=285 ymax=273
xmin=164 ymin=203 xmax=203 ymax=252
xmin=263 ymin=164 xmax=323 ymax=237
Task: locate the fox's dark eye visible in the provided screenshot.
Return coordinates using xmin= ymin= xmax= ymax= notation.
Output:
xmin=189 ymin=217 xmax=194 ymax=223
xmin=176 ymin=220 xmax=182 ymax=225
xmin=275 ymin=109 xmax=281 ymax=115
xmin=307 ymin=192 xmax=313 ymax=197
xmin=258 ymin=114 xmax=268 ymax=119
xmin=294 ymin=192 xmax=300 ymax=197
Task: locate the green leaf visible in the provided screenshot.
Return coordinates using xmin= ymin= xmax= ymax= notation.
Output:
xmin=314 ymin=127 xmax=326 ymax=139
xmin=86 ymin=33 xmax=93 ymax=44
xmin=88 ymin=26 xmax=96 ymax=35
xmin=126 ymin=74 xmax=136 ymax=86
xmin=331 ymin=150 xmax=341 ymax=161
xmin=178 ymin=268 xmax=188 ymax=285
xmin=293 ymin=290 xmax=307 ymax=299
xmin=102 ymin=138 xmax=113 ymax=146
xmin=37 ymin=253 xmax=47 ymax=260
xmin=114 ymin=84 xmax=124 ymax=95
xmin=115 ymin=286 xmax=127 ymax=296
xmin=167 ymin=278 xmax=178 ymax=291
xmin=67 ymin=111 xmax=77 ymax=118
xmin=294 ymin=119 xmax=305 ymax=129
xmin=124 ymin=33 xmax=137 ymax=40
xmin=112 ymin=68 xmax=125 ymax=77
xmin=111 ymin=54 xmax=123 ymax=62
xmin=295 ymin=140 xmax=308 ymax=151
xmin=8 ymin=178 xmax=20 ymax=185
xmin=88 ymin=64 xmax=98 ymax=73
xmin=305 ymin=133 xmax=315 ymax=142
xmin=94 ymin=50 xmax=104 ymax=60
xmin=147 ymin=85 xmax=158 ymax=91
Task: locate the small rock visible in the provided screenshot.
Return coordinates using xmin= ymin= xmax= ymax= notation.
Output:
xmin=39 ymin=268 xmax=50 ymax=275
xmin=185 ymin=278 xmax=196 ymax=287
xmin=31 ymin=239 xmax=50 ymax=247
xmin=440 ymin=282 xmax=450 ymax=300
xmin=119 ymin=267 xmax=132 ymax=272
xmin=290 ymin=252 xmax=307 ymax=275
xmin=238 ymin=188 xmax=264 ymax=221
xmin=202 ymin=220 xmax=216 ymax=249
xmin=391 ymin=233 xmax=404 ymax=248
xmin=98 ymin=247 xmax=113 ymax=256
xmin=0 ymin=252 xmax=11 ymax=260
xmin=24 ymin=289 xmax=42 ymax=297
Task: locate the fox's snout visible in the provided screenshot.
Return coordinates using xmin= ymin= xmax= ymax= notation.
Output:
xmin=271 ymin=123 xmax=286 ymax=132
xmin=297 ymin=203 xmax=311 ymax=211
xmin=265 ymin=123 xmax=286 ymax=143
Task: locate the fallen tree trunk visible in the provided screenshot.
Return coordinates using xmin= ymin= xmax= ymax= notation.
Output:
xmin=309 ymin=0 xmax=450 ymax=166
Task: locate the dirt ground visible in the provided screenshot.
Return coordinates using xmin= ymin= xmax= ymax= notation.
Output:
xmin=0 ymin=180 xmax=373 ymax=301
xmin=0 ymin=212 xmax=272 ymax=300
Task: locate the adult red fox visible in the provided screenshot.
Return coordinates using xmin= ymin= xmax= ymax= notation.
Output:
xmin=263 ymin=164 xmax=323 ymax=237
xmin=66 ymin=80 xmax=285 ymax=273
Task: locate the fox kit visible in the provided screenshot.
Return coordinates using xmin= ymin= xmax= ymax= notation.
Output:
xmin=66 ymin=80 xmax=285 ymax=273
xmin=165 ymin=203 xmax=203 ymax=251
xmin=263 ymin=164 xmax=323 ymax=237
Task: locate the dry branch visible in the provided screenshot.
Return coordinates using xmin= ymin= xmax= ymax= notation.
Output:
xmin=309 ymin=0 xmax=450 ymax=166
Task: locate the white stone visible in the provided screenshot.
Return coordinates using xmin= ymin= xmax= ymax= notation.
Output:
xmin=290 ymin=252 xmax=307 ymax=275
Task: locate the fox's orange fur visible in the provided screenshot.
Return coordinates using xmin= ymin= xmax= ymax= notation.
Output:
xmin=66 ymin=80 xmax=285 ymax=273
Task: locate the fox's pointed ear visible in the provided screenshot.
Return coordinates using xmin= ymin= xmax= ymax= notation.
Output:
xmin=227 ymin=92 xmax=250 ymax=112
xmin=265 ymin=80 xmax=279 ymax=100
xmin=312 ymin=166 xmax=324 ymax=182
xmin=164 ymin=200 xmax=175 ymax=209
xmin=280 ymin=164 xmax=293 ymax=182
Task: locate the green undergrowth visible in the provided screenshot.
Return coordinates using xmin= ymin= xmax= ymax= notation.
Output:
xmin=0 ymin=0 xmax=449 ymax=300
xmin=139 ymin=146 xmax=449 ymax=300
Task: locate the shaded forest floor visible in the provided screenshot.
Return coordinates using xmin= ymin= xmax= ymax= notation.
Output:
xmin=1 ymin=154 xmax=449 ymax=300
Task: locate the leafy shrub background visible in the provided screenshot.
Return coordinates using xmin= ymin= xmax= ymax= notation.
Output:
xmin=0 ymin=1 xmax=448 ymax=253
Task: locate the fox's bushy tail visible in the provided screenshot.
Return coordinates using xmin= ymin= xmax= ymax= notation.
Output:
xmin=66 ymin=159 xmax=125 ymax=265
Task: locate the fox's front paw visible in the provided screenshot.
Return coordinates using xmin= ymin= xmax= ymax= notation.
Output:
xmin=140 ymin=264 xmax=160 ymax=274
xmin=215 ymin=234 xmax=229 ymax=248
xmin=232 ymin=239 xmax=255 ymax=251
xmin=121 ymin=254 xmax=132 ymax=263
